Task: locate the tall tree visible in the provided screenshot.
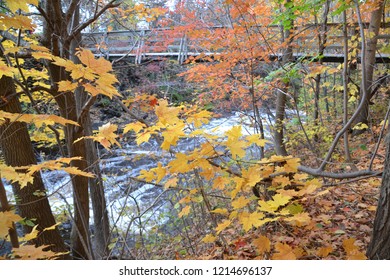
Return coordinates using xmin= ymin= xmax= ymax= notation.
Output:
xmin=0 ymin=73 xmax=68 ymax=257
xmin=274 ymin=0 xmax=294 ymax=156
xmin=37 ymin=0 xmax=120 ymax=259
xmin=70 ymin=4 xmax=111 ymax=259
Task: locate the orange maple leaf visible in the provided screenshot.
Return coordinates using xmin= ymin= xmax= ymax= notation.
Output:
xmin=316 ymin=246 xmax=333 ymax=258
xmin=253 ymin=235 xmax=271 ymax=254
xmin=272 ymin=242 xmax=297 ymax=260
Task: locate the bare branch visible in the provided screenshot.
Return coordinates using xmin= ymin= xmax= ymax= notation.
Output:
xmin=67 ymin=0 xmax=121 ymax=44
xmin=77 ymin=95 xmax=97 ymax=130
xmin=369 ymin=100 xmax=390 ymax=170
xmin=298 ymin=165 xmax=380 ymax=179
xmin=65 ymin=0 xmax=80 ymax=24
xmin=36 ymin=3 xmax=53 ymax=31
xmin=316 ymin=0 xmax=368 ymax=172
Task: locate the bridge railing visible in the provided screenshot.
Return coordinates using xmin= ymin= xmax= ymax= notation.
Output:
xmin=81 ymin=24 xmax=390 ymax=64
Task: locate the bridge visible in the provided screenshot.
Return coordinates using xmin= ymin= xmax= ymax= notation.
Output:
xmin=82 ymin=24 xmax=390 ymax=64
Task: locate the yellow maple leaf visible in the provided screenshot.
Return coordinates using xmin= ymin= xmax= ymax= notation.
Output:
xmin=242 ymin=166 xmax=262 ymax=188
xmin=272 ymin=175 xmax=291 ymax=187
xmin=238 ymin=211 xmax=266 ymax=231
xmin=136 ymin=130 xmax=152 ymax=145
xmin=52 ymin=56 xmax=94 ymax=80
xmin=95 ymin=74 xmax=121 ymax=98
xmin=225 ymin=138 xmax=246 ymax=159
xmin=30 ymin=45 xmax=50 ymax=52
xmin=160 ymin=122 xmax=185 ymax=150
xmin=246 ymin=134 xmax=267 ymax=147
xmin=202 ymin=234 xmax=217 ymax=243
xmin=77 ymin=48 xmax=113 ymax=76
xmin=187 ymin=110 xmax=213 ymax=128
xmin=253 ymin=235 xmax=271 ymax=254
xmin=1 ymin=14 xmax=35 ymax=29
xmin=226 ymin=125 xmax=242 ymax=140
xmin=3 ymin=44 xmax=21 ymax=55
xmin=284 ymin=158 xmax=300 ymax=173
xmin=155 ymin=99 xmax=181 ymax=125
xmin=0 ymin=61 xmax=16 ymax=78
xmin=213 ymin=176 xmax=231 ymax=190
xmin=272 ymin=242 xmax=297 ymax=260
xmin=138 ymin=169 xmax=155 ymax=182
xmin=231 ymin=177 xmax=245 ymax=199
xmin=24 ymin=158 xmax=94 ymax=186
xmin=293 ymin=173 xmax=308 ymax=181
xmin=271 ymin=193 xmax=292 ymax=207
xmin=232 ymin=196 xmax=251 ymax=209
xmin=210 ymin=208 xmax=229 ymax=215
xmin=215 ymin=219 xmax=231 ymax=234
xmin=0 ymin=163 xmax=34 ymax=189
xmin=57 ymin=80 xmax=78 ymax=92
xmin=284 ymin=212 xmax=311 ymax=226
xmin=0 ymin=111 xmax=79 ymax=128
xmin=258 ymin=200 xmax=276 ymax=213
xmin=32 ymin=51 xmax=53 ymax=61
xmin=342 ymin=238 xmax=358 ymax=252
xmin=178 ymin=205 xmax=191 ymax=218
xmin=347 ymin=251 xmax=367 ymax=260
xmin=199 ymin=142 xmax=217 ymax=157
xmin=168 ymin=153 xmax=191 ymax=173
xmin=298 ymin=178 xmax=322 ymax=196
xmin=0 ymin=211 xmax=22 ymax=239
xmin=6 ymin=0 xmax=38 ymax=13
xmin=261 ymin=165 xmax=275 ymax=178
xmin=153 ymin=163 xmax=166 ymax=183
xmin=123 ymin=122 xmax=146 ymax=134
xmin=83 ymin=83 xmax=101 ymax=96
xmin=259 ymin=194 xmax=292 ymax=213
xmin=352 ymin=122 xmax=369 ymax=131
xmin=83 ymin=123 xmax=120 ymax=150
xmin=200 ymin=167 xmax=215 ymax=180
xmin=342 ymin=238 xmax=367 ymax=260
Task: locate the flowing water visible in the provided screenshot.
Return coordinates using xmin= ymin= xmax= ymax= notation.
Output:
xmin=2 ymin=110 xmax=277 ymax=256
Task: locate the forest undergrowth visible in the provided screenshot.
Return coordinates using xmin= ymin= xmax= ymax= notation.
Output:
xmin=148 ymin=120 xmax=383 ymax=260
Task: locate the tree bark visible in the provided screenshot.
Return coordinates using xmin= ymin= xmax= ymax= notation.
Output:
xmin=274 ymin=0 xmax=293 ymax=156
xmin=353 ymin=0 xmax=384 ymax=134
xmin=70 ymin=4 xmax=110 ymax=259
xmin=0 ymin=176 xmax=19 ymax=248
xmin=0 ymin=75 xmax=68 ymax=257
xmin=313 ymin=0 xmax=330 ymax=140
xmin=367 ymin=129 xmax=390 ymax=259
xmin=41 ymin=0 xmax=92 ymax=259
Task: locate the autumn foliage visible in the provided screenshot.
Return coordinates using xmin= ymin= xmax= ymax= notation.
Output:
xmin=1 ymin=0 xmax=388 ymax=260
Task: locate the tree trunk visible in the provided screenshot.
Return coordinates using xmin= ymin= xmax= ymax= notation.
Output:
xmin=367 ymin=128 xmax=390 ymax=259
xmin=70 ymin=5 xmax=110 ymax=259
xmin=274 ymin=0 xmax=293 ymax=156
xmin=0 ymin=75 xmax=68 ymax=257
xmin=40 ymin=1 xmax=92 ymax=259
xmin=353 ymin=0 xmax=384 ymax=134
xmin=0 ymin=176 xmax=19 ymax=248
xmin=313 ymin=0 xmax=330 ymax=140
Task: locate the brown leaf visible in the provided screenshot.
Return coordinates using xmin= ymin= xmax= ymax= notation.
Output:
xmin=272 ymin=242 xmax=296 ymax=260
xmin=316 ymin=246 xmax=333 ymax=258
xmin=253 ymin=235 xmax=271 ymax=254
